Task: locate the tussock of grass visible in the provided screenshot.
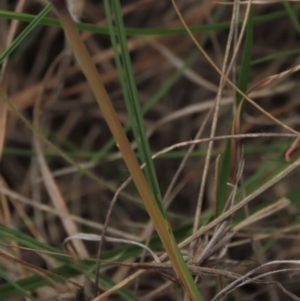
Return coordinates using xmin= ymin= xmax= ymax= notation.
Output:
xmin=1 ymin=1 xmax=300 ymax=300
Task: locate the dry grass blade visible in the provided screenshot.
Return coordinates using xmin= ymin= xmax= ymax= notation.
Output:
xmin=50 ymin=1 xmax=204 ymax=300
xmin=97 ymin=161 xmax=294 ymax=299
xmin=234 ymin=197 xmax=290 ymax=231
xmin=64 ymin=233 xmax=161 ymax=263
xmin=212 ymin=260 xmax=300 ymax=301
xmin=249 ymin=64 xmax=300 ymax=94
xmin=221 ymin=1 xmax=300 ymax=5
xmin=34 ymin=138 xmax=89 ymax=258
xmin=0 ymin=186 xmax=139 ymax=240
xmin=30 ymin=41 xmax=89 ymax=258
xmin=0 ymin=0 xmax=26 ymax=159
xmin=205 ymin=199 xmax=290 ymax=263
xmin=34 ymin=81 xmax=295 ymax=182
xmin=3 ymin=1 xmax=300 ymax=300
xmin=67 ymin=0 xmax=84 ymax=21
xmin=171 ymin=0 xmax=299 ymax=136
xmin=108 ymin=260 xmax=244 ymax=280
xmin=153 ymin=133 xmax=296 ymax=158
xmin=192 ymin=0 xmax=244 ymax=234
xmin=148 ymin=40 xmax=219 ymax=93
xmin=178 ymin=158 xmax=300 ymax=250
xmin=232 ymin=59 xmax=300 ymax=162
xmin=0 ymin=88 xmax=7 ymax=160
xmin=192 ymin=198 xmax=289 ymax=267
xmin=95 ymin=259 xmax=297 ymax=300
xmin=91 ymin=193 xmax=291 ymax=300
xmin=232 ymin=0 xmax=300 ymax=5
xmin=194 ymin=222 xmax=228 ymax=265
xmin=230 ymin=98 xmax=243 ymax=184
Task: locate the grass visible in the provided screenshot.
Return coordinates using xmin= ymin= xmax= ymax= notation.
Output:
xmin=1 ymin=1 xmax=300 ymax=300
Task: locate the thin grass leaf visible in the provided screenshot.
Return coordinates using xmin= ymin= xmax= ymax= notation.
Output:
xmin=0 ymin=90 xmax=143 ymax=205
xmin=0 ymin=272 xmax=133 ymax=301
xmin=282 ymin=2 xmax=300 ymax=36
xmin=34 ymin=137 xmax=89 ymax=257
xmin=2 ymin=2 xmax=300 ymax=300
xmin=50 ymin=2 xmax=204 ymax=298
xmin=0 ymin=215 xmax=213 ymax=299
xmin=0 ymin=225 xmax=134 ymax=299
xmin=236 ymin=6 xmax=253 ymax=107
xmin=218 ymin=6 xmax=253 ymax=213
xmin=0 ymin=4 xmax=52 ymax=64
xmin=91 ymin=49 xmax=201 ymax=162
xmin=217 ymin=139 xmax=232 ymax=215
xmin=0 ymin=267 xmax=80 ymax=299
xmin=230 ymin=6 xmax=254 ymax=184
xmin=104 ymin=0 xmax=162 ymax=211
xmin=3 ymin=140 xmax=291 ymax=160
xmin=0 ymin=269 xmax=38 ymax=301
xmin=1 ymin=5 xmax=300 ymax=36
xmin=232 ymin=148 xmax=295 ymax=223
xmin=92 ymin=2 xmax=226 ymax=162
xmin=250 ymin=48 xmax=300 ymax=66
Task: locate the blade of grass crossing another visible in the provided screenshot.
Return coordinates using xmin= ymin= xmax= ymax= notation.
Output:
xmin=0 ymin=225 xmax=133 ymax=299
xmin=218 ymin=6 xmax=253 ymax=214
xmin=50 ymin=1 xmax=203 ymax=299
xmin=283 ymin=2 xmax=300 ymax=36
xmin=1 ymin=5 xmax=300 ymax=36
xmin=104 ymin=0 xmax=163 ymax=213
xmin=90 ymin=49 xmax=201 ymax=162
xmin=91 ymin=3 xmax=226 ymax=162
xmin=0 ymin=4 xmax=52 ymax=64
xmin=102 ymin=2 xmax=203 ymax=299
xmin=0 ymin=270 xmax=38 ymax=301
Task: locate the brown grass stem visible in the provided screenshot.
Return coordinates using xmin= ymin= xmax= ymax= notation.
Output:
xmin=51 ymin=1 xmax=203 ymax=300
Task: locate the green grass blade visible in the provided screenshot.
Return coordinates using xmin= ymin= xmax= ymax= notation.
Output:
xmin=91 ymin=49 xmax=201 ymax=162
xmin=0 ymin=91 xmax=139 ymax=204
xmin=0 ymin=4 xmax=52 ymax=63
xmin=282 ymin=2 xmax=300 ymax=35
xmin=1 ymin=5 xmax=300 ymax=36
xmin=0 ymin=270 xmax=38 ymax=301
xmin=0 ymin=224 xmax=134 ymax=299
xmin=236 ymin=6 xmax=253 ymax=107
xmin=92 ymin=3 xmax=226 ymax=163
xmin=50 ymin=1 xmax=204 ymax=298
xmin=250 ymin=48 xmax=300 ymax=66
xmin=0 ymin=213 xmax=213 ymax=299
xmin=104 ymin=0 xmax=163 ymax=212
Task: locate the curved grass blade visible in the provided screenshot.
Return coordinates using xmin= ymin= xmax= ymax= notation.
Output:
xmin=0 ymin=225 xmax=133 ymax=299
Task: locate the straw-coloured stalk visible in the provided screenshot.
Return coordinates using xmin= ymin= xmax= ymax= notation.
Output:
xmin=50 ymin=1 xmax=203 ymax=300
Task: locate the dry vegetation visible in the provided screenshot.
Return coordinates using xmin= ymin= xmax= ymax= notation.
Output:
xmin=2 ymin=0 xmax=300 ymax=300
